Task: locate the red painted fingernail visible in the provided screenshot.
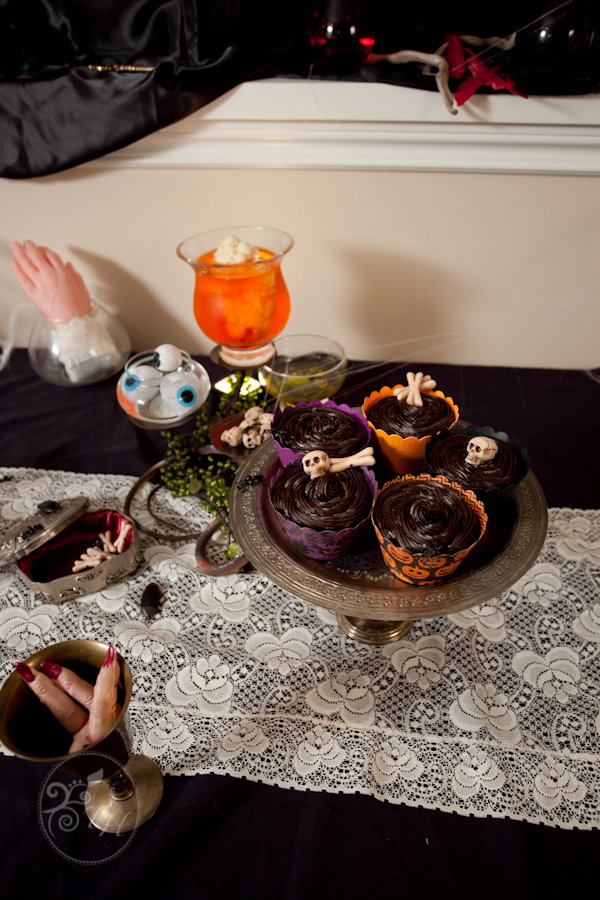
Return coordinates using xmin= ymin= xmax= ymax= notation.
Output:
xmin=39 ymin=661 xmax=62 ymax=680
xmin=15 ymin=662 xmax=35 ymax=683
xmin=103 ymin=645 xmax=115 ymax=668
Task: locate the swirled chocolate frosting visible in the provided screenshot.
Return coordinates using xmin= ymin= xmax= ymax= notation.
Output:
xmin=275 ymin=407 xmax=366 ymax=456
xmin=271 ymin=467 xmax=372 ymax=530
xmin=374 ymin=480 xmax=480 ymax=554
xmin=429 ymin=435 xmax=518 ymax=491
xmin=368 ymin=394 xmax=454 ymax=438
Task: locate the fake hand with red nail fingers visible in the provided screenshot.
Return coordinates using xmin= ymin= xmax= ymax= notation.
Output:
xmin=15 ymin=645 xmax=120 ymax=754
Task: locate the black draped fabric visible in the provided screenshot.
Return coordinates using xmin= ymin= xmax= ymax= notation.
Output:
xmin=0 ymin=0 xmax=599 ymax=179
xmin=0 ymin=0 xmax=314 ymax=178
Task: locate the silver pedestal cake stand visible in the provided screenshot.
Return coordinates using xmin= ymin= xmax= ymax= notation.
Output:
xmin=230 ymin=441 xmax=548 ymax=644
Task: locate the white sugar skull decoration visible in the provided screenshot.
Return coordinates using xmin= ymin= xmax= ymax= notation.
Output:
xmin=242 ymin=406 xmax=264 ymax=426
xmin=465 ymin=436 xmax=498 ymax=466
xmin=302 ymin=447 xmax=376 ymax=479
xmin=303 ymin=451 xmax=331 ymax=479
xmin=220 ymin=410 xmax=274 ymax=450
xmin=221 ymin=426 xmax=244 ymax=447
xmin=242 ymin=428 xmax=262 ymax=449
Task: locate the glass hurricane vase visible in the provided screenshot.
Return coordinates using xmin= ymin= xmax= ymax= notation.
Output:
xmin=177 ymin=226 xmax=293 ymax=367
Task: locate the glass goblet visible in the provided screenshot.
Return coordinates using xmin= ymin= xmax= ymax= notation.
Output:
xmin=0 ymin=639 xmax=163 ymax=834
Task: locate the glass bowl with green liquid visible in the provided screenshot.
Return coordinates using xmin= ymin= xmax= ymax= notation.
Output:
xmin=258 ymin=335 xmax=347 ymax=408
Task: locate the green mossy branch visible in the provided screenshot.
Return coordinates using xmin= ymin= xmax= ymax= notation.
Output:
xmin=160 ymin=371 xmax=264 ymax=556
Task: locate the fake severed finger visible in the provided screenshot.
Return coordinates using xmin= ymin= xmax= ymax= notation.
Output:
xmin=14 ymin=662 xmax=89 ymax=735
xmin=84 ymin=645 xmax=120 ymax=746
xmin=39 ymin=660 xmax=95 ymax=709
xmin=114 ymin=521 xmax=132 ymax=554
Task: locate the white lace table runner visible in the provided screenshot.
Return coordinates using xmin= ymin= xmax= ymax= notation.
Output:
xmin=1 ymin=467 xmax=600 ymax=830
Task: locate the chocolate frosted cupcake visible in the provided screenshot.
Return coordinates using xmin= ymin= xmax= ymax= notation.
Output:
xmin=372 ymin=473 xmax=487 ymax=585
xmin=272 ymin=400 xmax=370 ymax=467
xmin=426 ymin=425 xmax=530 ymax=509
xmin=363 ymin=373 xmax=458 ymax=476
xmin=269 ymin=463 xmax=377 ymax=560
xmin=367 ymin=392 xmax=455 ymax=439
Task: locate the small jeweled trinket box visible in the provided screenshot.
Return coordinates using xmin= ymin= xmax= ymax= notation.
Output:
xmin=0 ymin=497 xmax=142 ymax=602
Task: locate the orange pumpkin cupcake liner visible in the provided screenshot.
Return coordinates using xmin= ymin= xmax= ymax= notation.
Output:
xmin=371 ymin=473 xmax=487 ymax=586
xmin=362 ymin=385 xmax=459 ymax=475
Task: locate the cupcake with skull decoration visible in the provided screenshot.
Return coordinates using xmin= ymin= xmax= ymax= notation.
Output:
xmin=425 ymin=424 xmax=530 ymax=512
xmin=268 ymin=445 xmax=377 ymax=560
xmin=270 ymin=399 xmax=371 ymax=468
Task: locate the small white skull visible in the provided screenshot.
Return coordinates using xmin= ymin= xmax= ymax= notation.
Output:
xmin=302 ymin=450 xmax=331 ymax=479
xmin=242 ymin=406 xmax=263 ymax=427
xmin=465 ymin=436 xmax=498 ymax=466
xmin=242 ymin=427 xmax=262 ymax=449
xmin=258 ymin=412 xmax=274 ymax=436
xmin=221 ymin=426 xmax=244 ymax=447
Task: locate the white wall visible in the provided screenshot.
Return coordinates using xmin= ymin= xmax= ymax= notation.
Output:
xmin=1 ymin=82 xmax=600 ymax=370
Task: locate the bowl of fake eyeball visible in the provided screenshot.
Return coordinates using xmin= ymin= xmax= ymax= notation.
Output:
xmin=116 ymin=344 xmax=211 ymax=429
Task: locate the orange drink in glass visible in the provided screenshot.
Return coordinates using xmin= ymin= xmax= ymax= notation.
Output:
xmin=177 ymin=227 xmax=293 ymax=367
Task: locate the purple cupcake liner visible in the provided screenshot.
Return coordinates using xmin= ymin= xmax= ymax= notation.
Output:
xmin=272 ymin=400 xmax=371 ymax=468
xmin=425 ymin=423 xmax=531 ymax=510
xmin=268 ymin=463 xmax=377 ymax=561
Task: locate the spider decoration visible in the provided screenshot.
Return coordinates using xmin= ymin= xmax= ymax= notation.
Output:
xmin=425 ymin=539 xmax=444 ymax=556
xmin=235 ymin=475 xmax=265 ymax=493
xmin=18 ymin=523 xmax=43 ymax=542
xmin=268 ymin=427 xmax=290 ymax=448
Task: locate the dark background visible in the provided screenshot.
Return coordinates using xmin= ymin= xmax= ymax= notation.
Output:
xmin=1 ymin=350 xmax=598 ymax=509
xmin=1 ymin=0 xmax=598 ymax=177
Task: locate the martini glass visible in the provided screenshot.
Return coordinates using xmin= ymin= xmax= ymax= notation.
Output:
xmin=177 ymin=226 xmax=293 ymax=367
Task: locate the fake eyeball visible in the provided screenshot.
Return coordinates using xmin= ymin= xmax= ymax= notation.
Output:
xmin=154 ymin=344 xmax=183 ymax=372
xmin=159 ymin=370 xmax=207 ymax=416
xmin=118 ymin=365 xmax=161 ymax=403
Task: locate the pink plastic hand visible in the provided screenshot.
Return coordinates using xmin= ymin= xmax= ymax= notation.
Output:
xmin=10 ymin=240 xmax=91 ymax=325
xmin=15 ymin=645 xmax=121 ymax=754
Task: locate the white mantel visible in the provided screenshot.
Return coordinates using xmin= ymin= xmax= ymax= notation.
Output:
xmin=91 ymin=79 xmax=600 ymax=176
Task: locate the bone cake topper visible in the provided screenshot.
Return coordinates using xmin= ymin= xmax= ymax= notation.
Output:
xmin=465 ymin=436 xmax=498 ymax=466
xmin=393 ymin=372 xmax=437 ymax=407
xmin=72 ymin=521 xmax=132 ymax=573
xmin=302 ymin=447 xmax=376 ymax=479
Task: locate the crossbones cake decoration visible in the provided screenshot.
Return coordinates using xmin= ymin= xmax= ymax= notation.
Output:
xmin=302 ymin=447 xmax=376 ymax=479
xmin=393 ymin=372 xmax=437 ymax=407
xmin=465 ymin=436 xmax=498 ymax=466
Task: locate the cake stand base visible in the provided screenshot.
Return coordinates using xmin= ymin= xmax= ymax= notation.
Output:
xmin=85 ymin=755 xmax=164 ymax=834
xmin=336 ymin=615 xmax=413 ymax=644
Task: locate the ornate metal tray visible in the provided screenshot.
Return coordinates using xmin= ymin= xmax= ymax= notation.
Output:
xmin=231 ymin=441 xmax=547 ymax=632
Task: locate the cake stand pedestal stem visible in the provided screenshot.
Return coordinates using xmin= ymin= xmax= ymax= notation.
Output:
xmin=336 ymin=615 xmax=413 ymax=644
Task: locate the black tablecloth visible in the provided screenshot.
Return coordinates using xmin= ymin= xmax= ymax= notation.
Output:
xmin=0 ymin=349 xmax=598 ymax=900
